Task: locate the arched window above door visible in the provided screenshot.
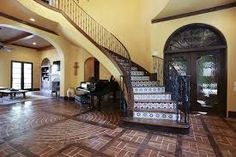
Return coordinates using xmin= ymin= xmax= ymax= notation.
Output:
xmin=164 ymin=24 xmax=227 ymax=53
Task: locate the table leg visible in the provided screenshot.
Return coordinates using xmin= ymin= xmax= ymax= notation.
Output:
xmin=23 ymin=92 xmax=26 ymax=99
xmin=10 ymin=93 xmax=13 ymax=99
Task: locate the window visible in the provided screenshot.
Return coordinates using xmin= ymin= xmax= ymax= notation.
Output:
xmin=11 ymin=61 xmax=33 ymax=90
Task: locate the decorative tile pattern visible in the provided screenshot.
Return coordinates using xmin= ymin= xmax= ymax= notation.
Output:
xmin=131 ymin=76 xmax=150 ymax=81
xmin=134 ymin=93 xmax=171 ymax=101
xmin=134 ymin=102 xmax=176 ymax=110
xmin=131 ymin=81 xmax=159 ymax=87
xmin=133 ymin=87 xmax=165 ymax=94
xmin=131 ymin=71 xmax=145 ymax=76
xmin=133 ymin=111 xmax=177 ymax=120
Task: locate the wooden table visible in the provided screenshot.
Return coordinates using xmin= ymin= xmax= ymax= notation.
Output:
xmin=0 ymin=90 xmax=28 ymax=99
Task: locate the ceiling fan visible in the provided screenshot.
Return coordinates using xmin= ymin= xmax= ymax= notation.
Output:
xmin=0 ymin=42 xmax=13 ymax=52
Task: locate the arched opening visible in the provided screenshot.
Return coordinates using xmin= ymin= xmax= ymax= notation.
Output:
xmin=84 ymin=57 xmax=100 ymax=81
xmin=164 ymin=23 xmax=227 ymax=116
xmin=0 ymin=24 xmax=64 ymax=96
xmin=41 ymin=58 xmax=51 ymax=92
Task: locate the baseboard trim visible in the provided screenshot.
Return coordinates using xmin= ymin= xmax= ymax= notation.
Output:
xmin=228 ymin=111 xmax=236 ymax=118
xmin=60 ymin=96 xmax=75 ymax=101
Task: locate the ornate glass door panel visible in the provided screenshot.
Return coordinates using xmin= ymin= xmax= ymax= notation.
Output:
xmin=169 ymin=56 xmax=188 ymax=76
xmin=196 ymin=55 xmax=218 ymax=109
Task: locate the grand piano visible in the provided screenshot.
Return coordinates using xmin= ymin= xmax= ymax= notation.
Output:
xmin=75 ymin=79 xmax=119 ymax=110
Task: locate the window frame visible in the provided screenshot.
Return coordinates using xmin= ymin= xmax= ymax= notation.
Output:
xmin=11 ymin=61 xmax=33 ymax=90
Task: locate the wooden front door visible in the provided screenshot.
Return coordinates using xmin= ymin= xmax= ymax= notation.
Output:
xmin=165 ymin=50 xmax=226 ymax=115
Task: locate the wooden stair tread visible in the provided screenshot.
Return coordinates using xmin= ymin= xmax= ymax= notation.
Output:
xmin=122 ymin=117 xmax=190 ymax=129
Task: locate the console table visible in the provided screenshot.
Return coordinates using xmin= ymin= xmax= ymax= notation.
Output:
xmin=0 ymin=90 xmax=28 ymax=99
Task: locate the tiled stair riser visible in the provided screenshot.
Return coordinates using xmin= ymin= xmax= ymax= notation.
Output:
xmin=134 ymin=102 xmax=176 ymax=110
xmin=132 ymin=81 xmax=159 ymax=87
xmin=131 ymin=71 xmax=145 ymax=76
xmin=134 ymin=94 xmax=171 ymax=101
xmin=131 ymin=76 xmax=150 ymax=81
xmin=133 ymin=87 xmax=165 ymax=94
xmin=133 ymin=111 xmax=177 ymax=121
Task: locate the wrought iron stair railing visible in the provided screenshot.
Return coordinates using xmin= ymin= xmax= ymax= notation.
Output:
xmin=35 ymin=0 xmax=133 ymax=111
xmin=153 ymin=56 xmax=191 ymax=124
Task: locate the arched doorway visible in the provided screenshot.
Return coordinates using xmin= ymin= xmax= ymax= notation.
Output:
xmin=84 ymin=57 xmax=100 ymax=81
xmin=41 ymin=58 xmax=51 ymax=92
xmin=164 ymin=23 xmax=227 ymax=116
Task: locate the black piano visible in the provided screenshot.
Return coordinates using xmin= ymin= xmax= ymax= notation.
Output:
xmin=75 ymin=79 xmax=119 ymax=110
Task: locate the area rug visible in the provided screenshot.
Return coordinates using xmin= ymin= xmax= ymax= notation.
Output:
xmin=0 ymin=94 xmax=51 ymax=105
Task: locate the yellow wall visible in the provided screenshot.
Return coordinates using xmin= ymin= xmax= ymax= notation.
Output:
xmin=0 ymin=46 xmax=41 ymax=89
xmin=150 ymin=8 xmax=236 ymax=113
xmin=100 ymin=63 xmax=112 ymax=80
xmin=78 ymin=0 xmax=168 ymax=72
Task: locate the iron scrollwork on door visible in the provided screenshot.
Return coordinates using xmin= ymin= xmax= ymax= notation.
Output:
xmin=165 ymin=24 xmax=225 ymax=52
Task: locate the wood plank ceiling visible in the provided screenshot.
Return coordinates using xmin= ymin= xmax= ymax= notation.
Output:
xmin=0 ymin=26 xmax=53 ymax=51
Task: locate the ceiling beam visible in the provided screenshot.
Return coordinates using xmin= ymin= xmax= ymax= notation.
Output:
xmin=152 ymin=2 xmax=236 ymax=23
xmin=38 ymin=45 xmax=54 ymax=51
xmin=3 ymin=33 xmax=33 ymax=44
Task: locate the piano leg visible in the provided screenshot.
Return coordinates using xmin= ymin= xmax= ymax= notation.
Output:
xmin=97 ymin=96 xmax=102 ymax=111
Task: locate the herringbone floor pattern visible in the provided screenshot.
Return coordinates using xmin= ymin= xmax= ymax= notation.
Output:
xmin=0 ymin=98 xmax=236 ymax=157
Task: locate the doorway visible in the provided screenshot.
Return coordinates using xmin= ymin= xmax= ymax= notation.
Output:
xmin=164 ymin=24 xmax=227 ymax=115
xmin=84 ymin=57 xmax=100 ymax=81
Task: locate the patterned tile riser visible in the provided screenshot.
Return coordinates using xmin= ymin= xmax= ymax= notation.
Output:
xmin=134 ymin=94 xmax=171 ymax=101
xmin=131 ymin=76 xmax=150 ymax=81
xmin=133 ymin=87 xmax=165 ymax=94
xmin=131 ymin=81 xmax=159 ymax=87
xmin=119 ymin=62 xmax=130 ymax=67
xmin=134 ymin=102 xmax=177 ymax=110
xmin=133 ymin=111 xmax=177 ymax=121
xmin=131 ymin=71 xmax=145 ymax=76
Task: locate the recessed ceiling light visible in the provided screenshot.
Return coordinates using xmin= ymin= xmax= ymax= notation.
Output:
xmin=33 ymin=42 xmax=37 ymax=45
xmin=29 ymin=18 xmax=35 ymax=22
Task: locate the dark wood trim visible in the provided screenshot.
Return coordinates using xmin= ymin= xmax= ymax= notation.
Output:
xmin=165 ymin=45 xmax=227 ymax=54
xmin=152 ymin=2 xmax=236 ymax=23
xmin=0 ymin=12 xmax=57 ymax=35
xmin=38 ymin=45 xmax=54 ymax=51
xmin=12 ymin=43 xmax=38 ymax=50
xmin=228 ymin=111 xmax=236 ymax=118
xmin=3 ymin=32 xmax=32 ymax=44
xmin=11 ymin=61 xmax=33 ymax=90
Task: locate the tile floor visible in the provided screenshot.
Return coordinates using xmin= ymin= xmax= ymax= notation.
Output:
xmin=0 ymin=98 xmax=236 ymax=157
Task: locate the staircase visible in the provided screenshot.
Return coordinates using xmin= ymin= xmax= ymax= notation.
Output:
xmin=109 ymin=52 xmax=190 ymax=134
xmin=34 ymin=0 xmax=190 ymax=134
